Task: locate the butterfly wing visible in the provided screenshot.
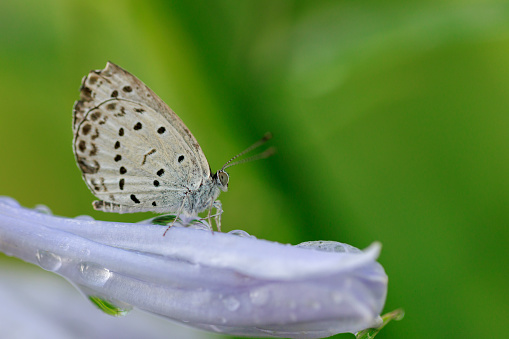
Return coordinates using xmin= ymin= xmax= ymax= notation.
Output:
xmin=73 ymin=62 xmax=211 ymax=213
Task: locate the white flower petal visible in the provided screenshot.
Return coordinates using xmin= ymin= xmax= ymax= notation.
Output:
xmin=0 ymin=197 xmax=387 ymax=338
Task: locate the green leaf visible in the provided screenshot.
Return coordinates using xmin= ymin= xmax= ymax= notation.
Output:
xmin=356 ymin=309 xmax=405 ymax=339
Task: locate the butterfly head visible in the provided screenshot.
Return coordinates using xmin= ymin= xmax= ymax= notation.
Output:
xmin=213 ymin=170 xmax=229 ymax=192
xmin=214 ymin=133 xmax=275 ymax=194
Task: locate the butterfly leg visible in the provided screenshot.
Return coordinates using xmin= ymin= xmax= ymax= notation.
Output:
xmin=206 ymin=199 xmax=214 ymax=231
xmin=203 ymin=200 xmax=223 ymax=232
xmin=163 ymin=193 xmax=188 ymax=236
xmin=213 ymin=200 xmax=223 ymax=232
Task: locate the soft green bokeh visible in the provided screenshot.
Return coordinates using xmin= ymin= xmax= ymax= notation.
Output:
xmin=1 ymin=1 xmax=509 ymax=338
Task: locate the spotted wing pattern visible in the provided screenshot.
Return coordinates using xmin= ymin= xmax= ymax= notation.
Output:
xmin=73 ymin=62 xmax=211 ymax=213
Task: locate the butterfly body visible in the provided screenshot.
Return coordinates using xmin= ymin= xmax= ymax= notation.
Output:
xmin=73 ymin=62 xmax=228 ymax=217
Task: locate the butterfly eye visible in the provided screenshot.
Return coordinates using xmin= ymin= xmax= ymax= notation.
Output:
xmin=219 ymin=172 xmax=229 ymax=187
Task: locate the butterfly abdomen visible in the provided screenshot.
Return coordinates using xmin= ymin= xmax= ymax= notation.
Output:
xmin=182 ymin=179 xmax=222 ymax=216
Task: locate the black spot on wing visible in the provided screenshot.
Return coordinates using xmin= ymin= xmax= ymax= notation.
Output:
xmin=88 ymin=75 xmax=98 ymax=85
xmin=91 ymin=128 xmax=100 ymax=140
xmin=78 ymin=140 xmax=86 ymax=152
xmin=82 ymin=124 xmax=92 ymax=135
xmin=90 ymin=111 xmax=101 ymax=121
xmin=114 ymin=107 xmax=126 ymax=118
xmin=77 ymin=157 xmax=100 ymax=174
xmin=82 ymin=86 xmax=93 ymax=100
xmin=89 ymin=143 xmax=98 ymax=156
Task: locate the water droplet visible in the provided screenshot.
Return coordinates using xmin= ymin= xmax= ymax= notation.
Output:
xmin=289 ymin=312 xmax=298 ymax=321
xmin=210 ymin=325 xmax=222 ymax=332
xmin=146 ymin=214 xmax=212 ymax=230
xmin=79 ymin=262 xmax=111 ymax=287
xmin=332 ymin=291 xmax=344 ymax=303
xmin=249 ymin=288 xmax=269 ymax=306
xmin=219 ymin=317 xmax=227 ymax=324
xmin=36 ymin=250 xmax=62 ymax=271
xmin=0 ymin=197 xmax=20 ymax=208
xmin=75 ymin=284 xmax=133 ymax=317
xmin=311 ymin=301 xmax=322 ymax=310
xmin=222 ymin=295 xmax=240 ymax=311
xmin=187 ymin=220 xmax=212 ymax=231
xmin=180 ymin=214 xmax=198 ymax=225
xmin=88 ymin=295 xmax=132 ymax=317
xmin=297 ymin=240 xmax=353 ymax=252
xmin=228 ymin=230 xmax=256 ymax=238
xmin=34 ymin=204 xmax=52 ymax=215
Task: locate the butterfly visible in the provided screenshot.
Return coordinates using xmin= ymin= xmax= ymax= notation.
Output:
xmin=73 ymin=62 xmax=274 ymax=232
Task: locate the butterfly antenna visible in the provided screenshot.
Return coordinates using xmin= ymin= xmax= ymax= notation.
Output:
xmin=222 ymin=132 xmax=273 ymax=170
xmin=223 ymin=147 xmax=276 ymax=169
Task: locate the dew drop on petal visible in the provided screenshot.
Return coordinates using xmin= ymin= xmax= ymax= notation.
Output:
xmin=187 ymin=219 xmax=212 ymax=231
xmin=311 ymin=301 xmax=322 ymax=310
xmin=36 ymin=250 xmax=62 ymax=271
xmin=87 ymin=295 xmax=133 ymax=317
xmin=228 ymin=230 xmax=256 ymax=238
xmin=210 ymin=325 xmax=222 ymax=332
xmin=297 ymin=240 xmax=351 ymax=252
xmin=0 ymin=196 xmax=20 ymax=208
xmin=222 ymin=295 xmax=240 ymax=311
xmin=79 ymin=262 xmax=111 ymax=287
xmin=249 ymin=287 xmax=270 ymax=306
xmin=34 ymin=204 xmax=52 ymax=215
xmin=332 ymin=291 xmax=344 ymax=304
xmin=74 ymin=284 xmax=133 ymax=317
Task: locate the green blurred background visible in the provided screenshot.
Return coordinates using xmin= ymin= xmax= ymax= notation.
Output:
xmin=1 ymin=0 xmax=509 ymax=338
